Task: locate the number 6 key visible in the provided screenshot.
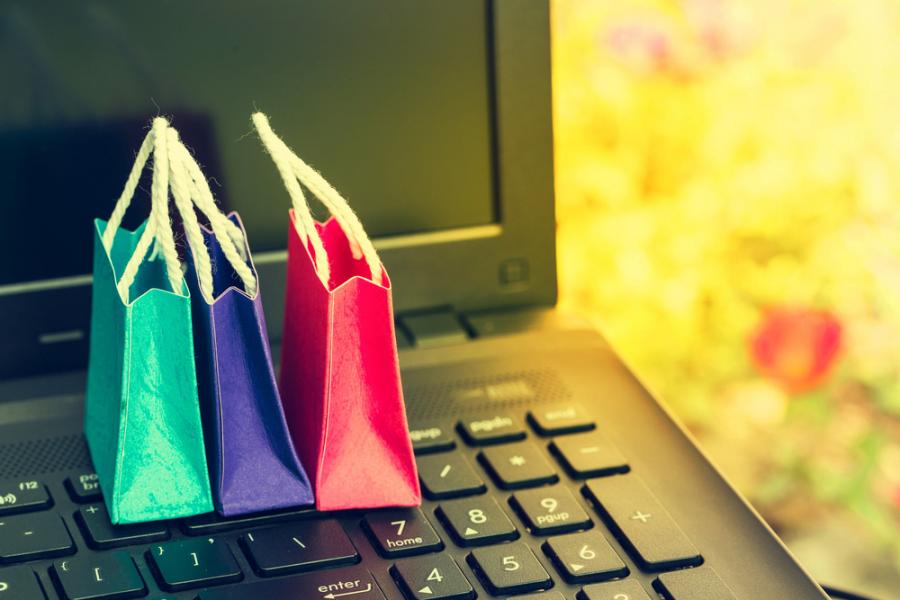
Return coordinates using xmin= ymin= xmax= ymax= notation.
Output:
xmin=542 ymin=530 xmax=628 ymax=583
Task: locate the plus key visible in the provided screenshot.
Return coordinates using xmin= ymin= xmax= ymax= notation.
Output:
xmin=584 ymin=476 xmax=702 ymax=571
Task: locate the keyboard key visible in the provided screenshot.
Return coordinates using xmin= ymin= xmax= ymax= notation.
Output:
xmin=0 ymin=479 xmax=51 ymax=516
xmin=65 ymin=473 xmax=103 ymax=503
xmin=50 ymin=552 xmax=146 ymax=600
xmin=0 ymin=567 xmax=46 ymax=600
xmin=76 ymin=504 xmax=169 ymax=550
xmin=528 ymin=404 xmax=595 ymax=436
xmin=418 ymin=454 xmax=486 ymax=500
xmin=363 ymin=508 xmax=443 ymax=557
xmin=655 ymin=566 xmax=737 ymax=599
xmin=240 ymin=520 xmax=359 ymax=576
xmin=409 ymin=421 xmax=456 ymax=454
xmin=467 ymin=542 xmax=552 ymax=596
xmin=181 ymin=506 xmax=315 ymax=535
xmin=392 ymin=554 xmax=475 ymax=600
xmin=582 ymin=579 xmax=654 ymax=600
xmin=584 ymin=476 xmax=702 ymax=571
xmin=550 ymin=432 xmax=628 ymax=479
xmin=458 ymin=414 xmax=526 ymax=446
xmin=436 ymin=497 xmax=518 ymax=547
xmin=197 ymin=567 xmax=385 ymax=600
xmin=0 ymin=513 xmax=75 ymax=564
xmin=542 ymin=531 xmax=627 ymax=583
xmin=479 ymin=442 xmax=558 ymax=489
xmin=511 ymin=486 xmax=592 ymax=535
xmin=507 ymin=593 xmax=565 ymax=600
xmin=147 ymin=537 xmax=242 ymax=591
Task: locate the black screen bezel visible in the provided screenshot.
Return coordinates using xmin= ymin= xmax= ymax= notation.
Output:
xmin=0 ymin=0 xmax=557 ymax=379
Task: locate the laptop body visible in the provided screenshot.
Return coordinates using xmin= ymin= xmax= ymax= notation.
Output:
xmin=0 ymin=1 xmax=830 ymax=598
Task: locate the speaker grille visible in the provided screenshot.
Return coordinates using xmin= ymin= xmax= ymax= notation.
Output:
xmin=0 ymin=434 xmax=92 ymax=478
xmin=407 ymin=369 xmax=570 ymax=420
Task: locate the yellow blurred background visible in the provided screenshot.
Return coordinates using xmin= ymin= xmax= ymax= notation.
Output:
xmin=552 ymin=0 xmax=900 ymax=595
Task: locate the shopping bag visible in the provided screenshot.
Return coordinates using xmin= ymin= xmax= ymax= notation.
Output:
xmin=168 ymin=129 xmax=314 ymax=515
xmin=253 ymin=112 xmax=420 ymax=511
xmin=85 ymin=117 xmax=213 ymax=524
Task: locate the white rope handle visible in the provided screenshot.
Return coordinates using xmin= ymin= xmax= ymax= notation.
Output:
xmin=104 ymin=117 xmax=183 ymax=302
xmin=251 ymin=112 xmax=384 ymax=286
xmin=166 ymin=127 xmax=258 ymax=300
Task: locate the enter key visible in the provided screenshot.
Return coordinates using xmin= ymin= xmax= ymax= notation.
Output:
xmin=198 ymin=567 xmax=386 ymax=600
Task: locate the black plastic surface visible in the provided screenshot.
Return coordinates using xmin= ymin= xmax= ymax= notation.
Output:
xmin=0 ymin=328 xmax=829 ymax=599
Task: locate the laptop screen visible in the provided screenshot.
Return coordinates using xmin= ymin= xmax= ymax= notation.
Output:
xmin=0 ymin=1 xmax=496 ymax=287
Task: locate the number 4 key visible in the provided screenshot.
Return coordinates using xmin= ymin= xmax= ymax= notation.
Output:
xmin=392 ymin=554 xmax=475 ymax=600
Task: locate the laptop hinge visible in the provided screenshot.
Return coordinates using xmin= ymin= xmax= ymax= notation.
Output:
xmin=400 ymin=310 xmax=470 ymax=348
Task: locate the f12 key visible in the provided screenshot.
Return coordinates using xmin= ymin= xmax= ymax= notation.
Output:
xmin=0 ymin=479 xmax=51 ymax=516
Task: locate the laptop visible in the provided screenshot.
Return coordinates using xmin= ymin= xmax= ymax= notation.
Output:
xmin=0 ymin=1 xmax=832 ymax=598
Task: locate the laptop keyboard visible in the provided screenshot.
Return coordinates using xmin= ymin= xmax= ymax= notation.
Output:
xmin=0 ymin=404 xmax=737 ymax=599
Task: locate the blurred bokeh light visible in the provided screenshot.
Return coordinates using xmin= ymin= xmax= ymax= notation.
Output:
xmin=552 ymin=0 xmax=900 ymax=594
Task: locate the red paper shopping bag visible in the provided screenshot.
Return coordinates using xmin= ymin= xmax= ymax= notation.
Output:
xmin=253 ymin=113 xmax=420 ymax=511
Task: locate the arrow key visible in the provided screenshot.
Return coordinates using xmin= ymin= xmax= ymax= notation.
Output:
xmin=542 ymin=530 xmax=627 ymax=583
xmin=392 ymin=554 xmax=474 ymax=600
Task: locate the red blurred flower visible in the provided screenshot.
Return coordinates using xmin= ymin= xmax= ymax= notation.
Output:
xmin=750 ymin=307 xmax=843 ymax=393
xmin=605 ymin=18 xmax=674 ymax=73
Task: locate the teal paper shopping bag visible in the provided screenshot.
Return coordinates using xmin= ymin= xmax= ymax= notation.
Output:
xmin=85 ymin=117 xmax=213 ymax=524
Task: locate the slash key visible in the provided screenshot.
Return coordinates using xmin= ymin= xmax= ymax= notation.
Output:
xmin=417 ymin=454 xmax=486 ymax=500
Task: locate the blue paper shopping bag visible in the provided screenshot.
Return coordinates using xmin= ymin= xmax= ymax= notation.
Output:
xmin=184 ymin=214 xmax=314 ymax=516
xmin=85 ymin=118 xmax=213 ymax=524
